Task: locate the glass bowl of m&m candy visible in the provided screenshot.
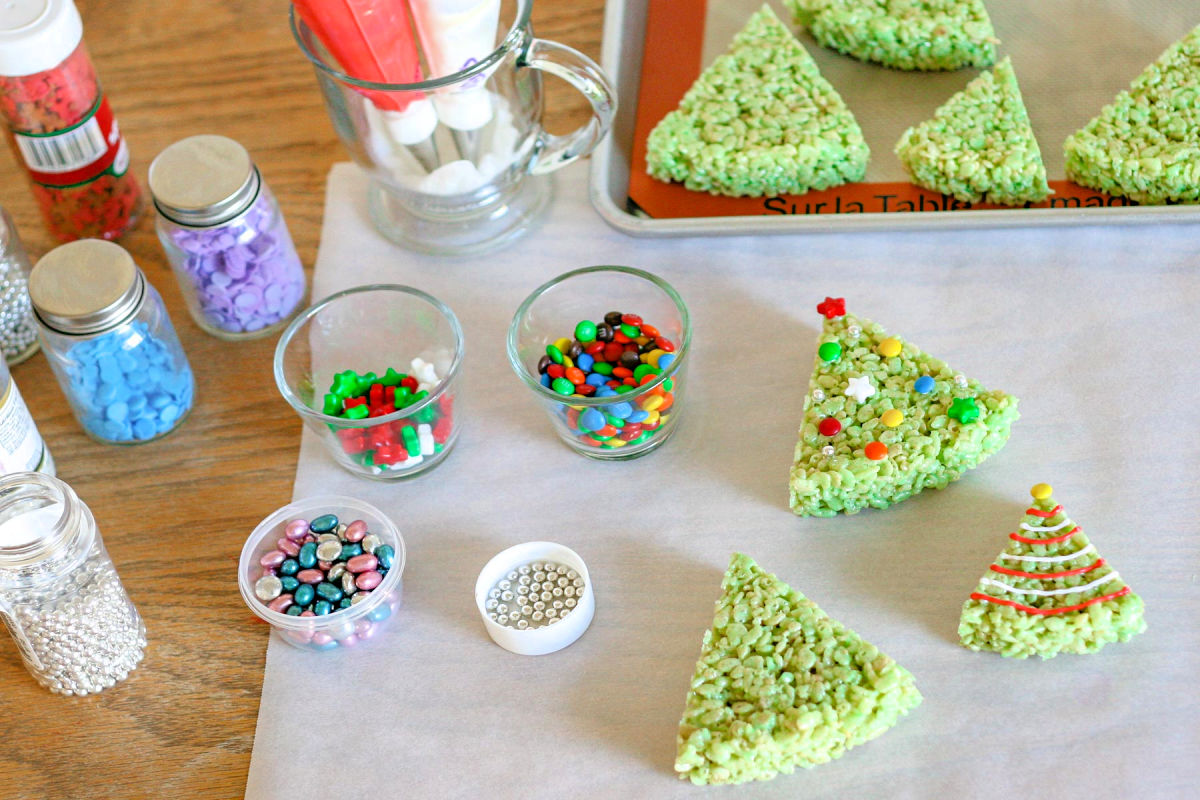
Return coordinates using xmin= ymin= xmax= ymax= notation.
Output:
xmin=507 ymin=266 xmax=690 ymax=460
xmin=274 ymin=285 xmax=463 ymax=479
xmin=238 ymin=496 xmax=406 ymax=652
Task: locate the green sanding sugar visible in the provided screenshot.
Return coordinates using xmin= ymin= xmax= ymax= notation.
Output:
xmin=894 ymin=57 xmax=1050 ymax=205
xmin=789 ymin=302 xmax=1018 ymax=517
xmin=675 ymin=553 xmax=922 ymax=786
xmin=645 ymin=4 xmax=869 ymax=198
xmin=1064 ymin=24 xmax=1200 ymax=204
xmin=785 ymin=0 xmax=996 ymax=71
xmin=959 ymin=489 xmax=1146 ymax=660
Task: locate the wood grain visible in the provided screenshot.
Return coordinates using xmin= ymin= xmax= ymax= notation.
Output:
xmin=0 ymin=1 xmax=605 ymax=796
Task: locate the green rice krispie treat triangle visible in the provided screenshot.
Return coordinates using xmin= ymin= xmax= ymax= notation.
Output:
xmin=789 ymin=298 xmax=1018 ymax=517
xmin=1064 ymin=24 xmax=1200 ymax=204
xmin=675 ymin=553 xmax=922 ymax=786
xmin=959 ymin=483 xmax=1146 ymax=659
xmin=785 ymin=0 xmax=997 ymax=71
xmin=895 ymin=57 xmax=1050 ymax=205
xmin=646 ymin=4 xmax=869 ymax=198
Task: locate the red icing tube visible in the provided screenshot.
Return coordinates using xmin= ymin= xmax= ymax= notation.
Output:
xmin=969 ymin=586 xmax=1130 ymax=616
xmin=294 ymin=0 xmax=425 ymax=112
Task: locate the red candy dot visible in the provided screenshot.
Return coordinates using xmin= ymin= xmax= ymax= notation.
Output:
xmin=547 ymin=364 xmax=565 ymax=379
xmin=864 ymin=442 xmax=888 ymax=460
xmin=818 ymin=417 xmax=841 ymax=437
xmin=655 ymin=337 xmax=675 ymax=352
xmin=603 ymin=343 xmax=624 ymax=362
xmin=565 ymin=367 xmax=586 ymax=385
xmin=622 ymin=314 xmax=643 ymax=326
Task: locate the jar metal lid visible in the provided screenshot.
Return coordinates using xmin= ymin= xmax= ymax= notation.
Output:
xmin=148 ymin=134 xmax=261 ymax=227
xmin=29 ymin=240 xmax=144 ymax=335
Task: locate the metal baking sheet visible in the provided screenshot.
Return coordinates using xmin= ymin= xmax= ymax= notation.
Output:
xmin=590 ymin=0 xmax=1200 ymax=236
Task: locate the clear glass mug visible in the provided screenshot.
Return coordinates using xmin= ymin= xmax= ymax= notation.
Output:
xmin=290 ymin=0 xmax=615 ymax=255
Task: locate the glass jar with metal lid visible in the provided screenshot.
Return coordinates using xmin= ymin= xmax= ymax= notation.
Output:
xmin=0 ymin=471 xmax=145 ymax=694
xmin=29 ymin=239 xmax=194 ymax=444
xmin=0 ymin=206 xmax=40 ymax=365
xmin=148 ymin=135 xmax=307 ymax=340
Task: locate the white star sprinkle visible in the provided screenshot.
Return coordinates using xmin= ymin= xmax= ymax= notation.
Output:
xmin=844 ymin=375 xmax=876 ymax=404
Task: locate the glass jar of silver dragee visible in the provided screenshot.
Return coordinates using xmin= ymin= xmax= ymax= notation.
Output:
xmin=0 ymin=472 xmax=145 ymax=694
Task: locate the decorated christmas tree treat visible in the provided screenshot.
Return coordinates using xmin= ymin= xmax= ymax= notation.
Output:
xmin=675 ymin=553 xmax=922 ymax=786
xmin=789 ymin=298 xmax=1018 ymax=517
xmin=784 ymin=0 xmax=997 ymax=72
xmin=895 ymin=57 xmax=1050 ymax=206
xmin=959 ymin=484 xmax=1146 ymax=659
xmin=1064 ymin=24 xmax=1200 ymax=204
xmin=646 ymin=5 xmax=869 ymax=198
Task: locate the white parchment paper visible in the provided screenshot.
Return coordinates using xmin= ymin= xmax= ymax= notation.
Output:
xmin=701 ymin=1 xmax=1200 ymax=182
xmin=245 ymin=161 xmax=1200 ymax=799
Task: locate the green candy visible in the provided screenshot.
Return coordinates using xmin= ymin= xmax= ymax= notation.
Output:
xmin=620 ymin=323 xmax=640 ymax=338
xmin=279 ymin=576 xmax=299 ymax=592
xmin=546 ymin=344 xmax=564 ymax=364
xmin=313 ymin=600 xmax=333 ymax=616
xmin=331 ymin=371 xmax=359 ymax=398
xmin=574 ymin=320 xmax=597 ymax=342
xmin=343 ymin=404 xmax=369 ymax=420
xmin=552 ymin=377 xmax=575 ymax=395
xmin=279 ymin=559 xmax=299 ymax=576
xmin=285 ymin=605 xmax=304 ymax=616
xmin=402 ymin=425 xmax=420 ymax=457
xmin=415 ymin=405 xmax=437 ymax=424
xmin=340 ymin=543 xmax=363 ymax=560
xmin=375 ymin=544 xmax=395 ymax=569
xmin=664 ymin=378 xmax=674 ymax=391
xmin=379 ymin=367 xmax=405 ymax=387
xmin=322 ymin=394 xmax=342 ymax=415
xmin=615 ymin=385 xmax=634 ymax=395
xmin=315 ymin=582 xmax=344 ymax=603
xmin=395 ymin=387 xmax=413 ymax=405
xmin=294 ymin=583 xmax=315 ymax=607
xmin=605 ymin=414 xmax=624 ymax=427
xmin=633 ymin=364 xmax=660 ymax=382
xmin=356 ymin=372 xmax=378 ymax=395
xmin=593 ymin=362 xmax=614 ymax=376
xmin=818 ymin=341 xmax=841 ymax=362
xmin=298 ymin=542 xmax=318 ymax=569
xmin=630 ymin=431 xmax=652 ymax=445
xmin=338 ymin=598 xmax=352 ymax=609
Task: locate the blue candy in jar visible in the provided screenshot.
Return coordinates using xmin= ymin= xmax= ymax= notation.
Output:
xmin=149 ymin=135 xmax=306 ymax=340
xmin=29 ymin=240 xmax=195 ymax=444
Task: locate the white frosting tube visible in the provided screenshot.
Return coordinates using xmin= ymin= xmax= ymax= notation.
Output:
xmin=408 ymin=0 xmax=501 ymax=132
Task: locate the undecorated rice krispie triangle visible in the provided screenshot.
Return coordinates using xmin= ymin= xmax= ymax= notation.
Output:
xmin=785 ymin=0 xmax=996 ymax=71
xmin=789 ymin=298 xmax=1018 ymax=517
xmin=894 ymin=57 xmax=1050 ymax=205
xmin=959 ymin=484 xmax=1146 ymax=659
xmin=646 ymin=4 xmax=869 ymax=198
xmin=1064 ymin=24 xmax=1200 ymax=204
xmin=675 ymin=553 xmax=922 ymax=786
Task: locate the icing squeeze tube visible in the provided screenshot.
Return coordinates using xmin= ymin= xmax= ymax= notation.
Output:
xmin=295 ymin=0 xmax=440 ymax=167
xmin=407 ymin=0 xmax=501 ymax=161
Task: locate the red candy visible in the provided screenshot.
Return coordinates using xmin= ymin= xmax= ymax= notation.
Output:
xmin=401 ymin=376 xmax=418 ymax=391
xmin=603 ymin=343 xmax=624 ymax=362
xmin=547 ymin=364 xmax=565 ymax=379
xmin=817 ymin=297 xmax=846 ymax=319
xmin=622 ymin=313 xmax=642 ymax=326
xmin=654 ymin=337 xmax=675 ymax=352
xmin=565 ymin=367 xmax=586 ymax=385
xmin=818 ymin=418 xmax=842 ymax=437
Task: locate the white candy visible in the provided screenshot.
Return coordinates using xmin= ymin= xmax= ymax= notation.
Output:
xmin=418 ymin=423 xmax=435 ymax=456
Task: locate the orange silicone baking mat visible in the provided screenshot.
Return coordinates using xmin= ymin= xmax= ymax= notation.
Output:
xmin=627 ymin=0 xmax=1194 ymax=220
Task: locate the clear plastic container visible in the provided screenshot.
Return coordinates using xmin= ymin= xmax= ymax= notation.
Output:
xmin=0 ymin=472 xmax=146 ymax=694
xmin=238 ymin=496 xmax=406 ymax=652
xmin=29 ymin=239 xmax=194 ymax=444
xmin=274 ymin=285 xmax=463 ymax=480
xmin=149 ymin=135 xmax=307 ymax=340
xmin=507 ymin=266 xmax=691 ymax=459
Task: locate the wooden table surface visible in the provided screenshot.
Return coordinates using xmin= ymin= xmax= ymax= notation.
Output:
xmin=0 ymin=1 xmax=605 ymax=796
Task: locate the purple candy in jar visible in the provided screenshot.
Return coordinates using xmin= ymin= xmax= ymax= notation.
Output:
xmin=148 ymin=135 xmax=307 ymax=340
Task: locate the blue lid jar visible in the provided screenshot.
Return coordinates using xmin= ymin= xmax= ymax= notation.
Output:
xmin=29 ymin=239 xmax=194 ymax=444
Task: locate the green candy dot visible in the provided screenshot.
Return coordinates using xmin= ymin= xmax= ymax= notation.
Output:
xmin=592 ymin=362 xmax=613 ymax=376
xmin=620 ymin=323 xmax=640 ymax=338
xmin=574 ymin=320 xmax=597 ymax=342
xmin=615 ymin=385 xmax=634 ymax=394
xmin=552 ymin=377 xmax=575 ymax=395
xmin=546 ymin=344 xmax=564 ymax=364
xmin=818 ymin=341 xmax=842 ymax=362
xmin=663 ymin=378 xmax=674 ymax=391
xmin=633 ymin=364 xmax=659 ymax=382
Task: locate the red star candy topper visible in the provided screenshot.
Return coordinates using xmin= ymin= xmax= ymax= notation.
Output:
xmin=816 ymin=297 xmax=846 ymax=319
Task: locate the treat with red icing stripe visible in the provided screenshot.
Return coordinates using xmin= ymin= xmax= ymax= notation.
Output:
xmin=958 ymin=483 xmax=1146 ymax=659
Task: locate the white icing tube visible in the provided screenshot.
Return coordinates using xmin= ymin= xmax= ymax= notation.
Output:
xmin=408 ymin=0 xmax=501 ymax=132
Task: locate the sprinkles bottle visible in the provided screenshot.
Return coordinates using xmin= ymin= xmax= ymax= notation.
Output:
xmin=0 ymin=0 xmax=143 ymax=241
xmin=148 ymin=135 xmax=307 ymax=339
xmin=29 ymin=240 xmax=194 ymax=444
xmin=0 ymin=471 xmax=145 ymax=694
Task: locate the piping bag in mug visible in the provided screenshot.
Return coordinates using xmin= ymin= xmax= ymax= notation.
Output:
xmin=294 ymin=0 xmax=439 ymax=152
xmin=407 ymin=0 xmax=501 ymax=137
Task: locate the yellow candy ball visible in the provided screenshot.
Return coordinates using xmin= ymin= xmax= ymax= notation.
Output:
xmin=880 ymin=409 xmax=903 ymax=428
xmin=877 ymin=338 xmax=902 ymax=358
xmin=1031 ymin=483 xmax=1053 ymax=500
